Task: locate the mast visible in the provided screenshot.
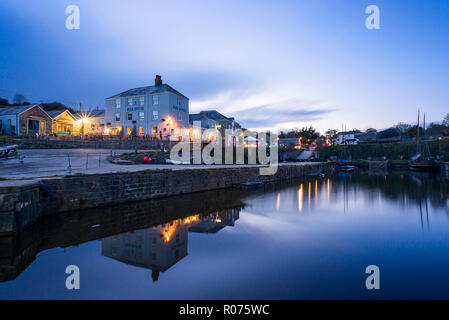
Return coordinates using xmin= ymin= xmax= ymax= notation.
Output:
xmin=416 ymin=109 xmax=420 ymax=154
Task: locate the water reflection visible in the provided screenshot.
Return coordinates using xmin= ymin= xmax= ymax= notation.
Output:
xmin=102 ymin=209 xmax=240 ymax=282
xmin=1 ymin=172 xmax=449 ymax=299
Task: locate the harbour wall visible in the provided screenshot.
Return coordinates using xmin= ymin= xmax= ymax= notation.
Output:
xmin=0 ymin=162 xmax=331 ymax=235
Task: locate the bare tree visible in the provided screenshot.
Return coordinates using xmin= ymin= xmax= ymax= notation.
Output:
xmin=443 ymin=113 xmax=449 ymax=127
xmin=13 ymin=94 xmax=26 ymax=105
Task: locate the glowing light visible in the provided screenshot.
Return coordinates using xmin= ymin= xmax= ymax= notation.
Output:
xmin=327 ymin=178 xmax=330 ymax=203
xmin=308 ymin=181 xmax=311 ymax=208
xmin=276 ymin=193 xmax=280 ymax=210
xmin=82 ymin=117 xmax=88 ymax=124
xmin=298 ymin=184 xmax=303 ymax=212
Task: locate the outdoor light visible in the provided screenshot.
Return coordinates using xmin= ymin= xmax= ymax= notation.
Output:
xmin=82 ymin=117 xmax=88 ymax=124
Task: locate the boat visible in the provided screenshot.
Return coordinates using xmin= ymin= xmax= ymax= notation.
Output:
xmin=408 ymin=111 xmax=439 ymax=172
xmin=336 ymin=159 xmax=355 ymax=172
xmin=335 ymin=125 xmax=355 ymax=173
xmin=0 ymin=145 xmax=18 ymax=159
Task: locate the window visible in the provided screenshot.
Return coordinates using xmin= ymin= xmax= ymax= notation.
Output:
xmin=152 ymin=126 xmax=158 ymax=134
xmin=177 ymin=112 xmax=182 ymax=121
xmin=152 ymin=95 xmax=159 ymax=105
xmin=138 ymin=111 xmax=144 ymax=120
xmin=127 ymin=113 xmax=132 ymax=121
xmin=139 ymin=126 xmax=144 ymax=135
xmin=115 ymin=99 xmax=121 ymax=108
xmin=115 ymin=113 xmax=120 ymax=121
xmin=152 ymin=110 xmax=158 ymax=120
xmin=127 ymin=98 xmax=132 ymax=106
xmin=177 ymin=96 xmax=182 ymax=105
xmin=133 ymin=99 xmax=138 ymax=105
xmin=96 ymin=123 xmax=100 ymax=131
xmin=139 ymin=96 xmax=145 ymax=106
xmin=127 ymin=127 xmax=132 ymax=135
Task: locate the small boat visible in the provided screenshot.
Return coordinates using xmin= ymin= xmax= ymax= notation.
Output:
xmin=408 ymin=111 xmax=439 ymax=172
xmin=335 ymin=159 xmax=355 ymax=172
xmin=235 ymin=182 xmax=264 ymax=189
xmin=0 ymin=145 xmax=18 ymax=159
xmin=409 ymin=154 xmax=438 ymax=172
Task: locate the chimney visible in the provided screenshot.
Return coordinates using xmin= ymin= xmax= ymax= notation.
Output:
xmin=155 ymin=75 xmax=162 ymax=86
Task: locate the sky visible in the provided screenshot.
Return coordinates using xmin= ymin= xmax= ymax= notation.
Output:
xmin=0 ymin=0 xmax=448 ymax=133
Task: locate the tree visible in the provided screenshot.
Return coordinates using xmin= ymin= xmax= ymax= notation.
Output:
xmin=325 ymin=129 xmax=338 ymax=144
xmin=443 ymin=113 xmax=449 ymax=127
xmin=13 ymin=94 xmax=26 ymax=105
xmin=395 ymin=122 xmax=411 ymax=140
xmin=426 ymin=123 xmax=449 ymax=138
xmin=0 ymin=97 xmax=8 ymax=106
xmin=365 ymin=128 xmax=377 ymax=133
xmin=378 ymin=127 xmax=400 ymax=139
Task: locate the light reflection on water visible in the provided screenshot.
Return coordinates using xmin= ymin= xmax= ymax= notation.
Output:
xmin=1 ymin=172 xmax=449 ymax=299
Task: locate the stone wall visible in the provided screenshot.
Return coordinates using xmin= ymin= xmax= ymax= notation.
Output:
xmin=0 ymin=162 xmax=331 ymax=235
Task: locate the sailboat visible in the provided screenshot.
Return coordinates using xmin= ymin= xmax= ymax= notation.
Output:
xmin=409 ymin=110 xmax=438 ymax=172
xmin=336 ymin=125 xmax=355 ymax=173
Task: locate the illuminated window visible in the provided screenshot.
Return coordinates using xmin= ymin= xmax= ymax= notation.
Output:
xmin=152 ymin=126 xmax=158 ymax=134
xmin=139 ymin=126 xmax=144 ymax=135
xmin=57 ymin=124 xmax=62 ymax=131
xmin=96 ymin=123 xmax=100 ymax=131
xmin=127 ymin=127 xmax=132 ymax=135
xmin=139 ymin=111 xmax=144 ymax=120
xmin=115 ymin=99 xmax=121 ymax=108
xmin=115 ymin=113 xmax=120 ymax=121
xmin=152 ymin=110 xmax=158 ymax=120
xmin=139 ymin=96 xmax=144 ymax=106
xmin=152 ymin=95 xmax=159 ymax=105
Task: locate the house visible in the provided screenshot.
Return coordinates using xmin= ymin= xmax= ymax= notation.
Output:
xmin=47 ymin=109 xmax=77 ymax=136
xmin=0 ymin=105 xmax=52 ymax=136
xmin=74 ymin=109 xmax=105 ymax=135
xmin=334 ymin=132 xmax=359 ymax=145
xmin=104 ymin=75 xmax=189 ymax=139
xmin=189 ymin=110 xmax=241 ymax=143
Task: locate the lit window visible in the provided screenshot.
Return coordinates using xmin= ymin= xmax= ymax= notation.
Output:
xmin=115 ymin=99 xmax=121 ymax=108
xmin=96 ymin=123 xmax=100 ymax=131
xmin=127 ymin=127 xmax=132 ymax=135
xmin=115 ymin=113 xmax=120 ymax=121
xmin=127 ymin=98 xmax=132 ymax=106
xmin=139 ymin=126 xmax=144 ymax=135
xmin=152 ymin=110 xmax=158 ymax=120
xmin=127 ymin=113 xmax=132 ymax=121
xmin=152 ymin=95 xmax=159 ymax=105
xmin=152 ymin=126 xmax=158 ymax=134
xmin=139 ymin=96 xmax=145 ymax=106
xmin=139 ymin=111 xmax=144 ymax=120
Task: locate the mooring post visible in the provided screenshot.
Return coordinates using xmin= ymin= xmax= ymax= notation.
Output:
xmin=86 ymin=153 xmax=89 ymax=170
xmin=67 ymin=154 xmax=72 ymax=173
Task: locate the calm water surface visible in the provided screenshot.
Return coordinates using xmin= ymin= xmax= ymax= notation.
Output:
xmin=1 ymin=172 xmax=449 ymax=299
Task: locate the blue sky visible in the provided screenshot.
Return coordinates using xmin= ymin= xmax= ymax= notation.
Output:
xmin=0 ymin=0 xmax=448 ymax=132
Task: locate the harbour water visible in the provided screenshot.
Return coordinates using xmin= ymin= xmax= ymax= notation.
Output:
xmin=1 ymin=172 xmax=449 ymax=299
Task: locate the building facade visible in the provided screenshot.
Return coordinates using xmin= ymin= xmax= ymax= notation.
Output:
xmin=47 ymin=109 xmax=76 ymax=136
xmin=0 ymin=105 xmax=52 ymax=136
xmin=189 ymin=110 xmax=241 ymax=143
xmin=105 ymin=75 xmax=189 ymax=139
xmin=74 ymin=110 xmax=105 ymax=136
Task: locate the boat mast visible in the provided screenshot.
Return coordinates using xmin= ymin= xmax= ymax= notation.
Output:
xmin=416 ymin=109 xmax=420 ymax=155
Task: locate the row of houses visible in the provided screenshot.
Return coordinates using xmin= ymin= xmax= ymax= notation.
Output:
xmin=0 ymin=105 xmax=105 ymax=137
xmin=0 ymin=75 xmax=241 ymax=140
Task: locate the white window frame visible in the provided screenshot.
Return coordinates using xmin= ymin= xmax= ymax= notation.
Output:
xmin=139 ymin=96 xmax=145 ymax=106
xmin=152 ymin=95 xmax=159 ymax=106
xmin=152 ymin=110 xmax=158 ymax=120
xmin=115 ymin=113 xmax=120 ymax=121
xmin=139 ymin=111 xmax=145 ymax=120
xmin=127 ymin=98 xmax=132 ymax=106
xmin=116 ymin=99 xmax=121 ymax=108
xmin=127 ymin=112 xmax=133 ymax=121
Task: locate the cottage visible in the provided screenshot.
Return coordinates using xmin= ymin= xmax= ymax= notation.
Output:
xmin=74 ymin=110 xmax=105 ymax=135
xmin=47 ymin=109 xmax=77 ymax=136
xmin=0 ymin=105 xmax=51 ymax=136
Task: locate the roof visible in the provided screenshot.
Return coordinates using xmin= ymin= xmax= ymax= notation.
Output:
xmin=0 ymin=105 xmax=35 ymax=116
xmin=107 ymin=84 xmax=189 ymax=100
xmin=74 ymin=109 xmax=105 ymax=119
